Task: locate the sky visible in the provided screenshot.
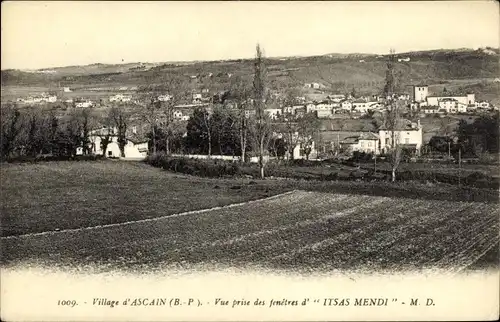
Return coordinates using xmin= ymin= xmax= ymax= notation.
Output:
xmin=1 ymin=1 xmax=499 ymax=70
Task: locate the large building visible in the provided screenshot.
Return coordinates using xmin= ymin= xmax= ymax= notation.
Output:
xmin=426 ymin=93 xmax=475 ymax=107
xmin=411 ymin=85 xmax=429 ymax=103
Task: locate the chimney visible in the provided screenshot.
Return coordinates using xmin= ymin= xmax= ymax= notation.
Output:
xmin=417 ymin=119 xmax=421 ymax=128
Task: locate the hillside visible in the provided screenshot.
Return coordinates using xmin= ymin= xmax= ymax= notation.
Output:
xmin=1 ymin=48 xmax=498 ymax=102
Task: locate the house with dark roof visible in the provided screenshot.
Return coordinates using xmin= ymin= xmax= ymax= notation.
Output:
xmin=339 ymin=132 xmax=380 ymax=154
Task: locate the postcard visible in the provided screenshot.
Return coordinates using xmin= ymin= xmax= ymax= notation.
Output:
xmin=1 ymin=1 xmax=499 ymax=321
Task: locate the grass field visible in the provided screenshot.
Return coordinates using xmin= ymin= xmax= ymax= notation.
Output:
xmin=0 ymin=161 xmax=290 ymax=237
xmin=1 ymin=161 xmax=498 ymax=273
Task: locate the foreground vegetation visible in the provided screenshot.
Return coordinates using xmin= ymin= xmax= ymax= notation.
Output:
xmin=145 ymin=153 xmax=500 ymax=190
xmin=1 ymin=160 xmax=497 ymax=240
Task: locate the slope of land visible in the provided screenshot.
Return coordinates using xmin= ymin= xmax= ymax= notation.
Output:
xmin=2 ymin=48 xmax=498 ymax=95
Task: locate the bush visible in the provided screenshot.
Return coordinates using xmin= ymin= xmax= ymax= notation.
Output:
xmin=145 ymin=153 xmax=241 ymax=178
xmin=350 ymin=151 xmax=374 ymax=162
xmin=286 ymin=159 xmax=319 ymax=167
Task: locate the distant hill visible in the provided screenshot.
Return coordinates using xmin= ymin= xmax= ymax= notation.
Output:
xmin=2 ymin=48 xmax=498 ymax=96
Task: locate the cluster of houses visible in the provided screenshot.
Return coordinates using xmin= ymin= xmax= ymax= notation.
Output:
xmin=17 ymin=93 xmax=57 ymax=104
xmin=266 ymin=93 xmax=407 ymax=120
xmin=409 ymin=85 xmax=494 ymax=114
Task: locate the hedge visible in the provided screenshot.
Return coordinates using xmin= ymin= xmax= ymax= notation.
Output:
xmin=146 ymin=153 xmax=240 ymax=178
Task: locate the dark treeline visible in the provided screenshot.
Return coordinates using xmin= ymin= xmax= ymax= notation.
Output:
xmin=0 ymin=104 xmax=131 ymax=160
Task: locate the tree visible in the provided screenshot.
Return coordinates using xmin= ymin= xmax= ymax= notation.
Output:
xmin=202 ymin=107 xmax=212 ymax=157
xmin=58 ymin=112 xmax=83 ymax=157
xmin=0 ymin=104 xmax=22 ymax=159
xmin=248 ymin=44 xmax=273 ymax=179
xmin=211 ymin=106 xmax=240 ymax=156
xmin=109 ymin=106 xmax=130 ymax=157
xmin=298 ymin=112 xmax=321 ymax=160
xmin=439 ymin=117 xmax=455 ymax=136
xmin=228 ymin=75 xmax=252 ymax=162
xmin=25 ymin=109 xmax=44 ymax=156
xmin=351 ymin=86 xmax=357 ymax=99
xmin=78 ymin=108 xmax=96 ymax=155
xmin=383 ymin=49 xmax=404 ymax=182
xmin=142 ymin=78 xmax=187 ymax=154
xmin=185 ymin=107 xmax=211 ymax=155
xmin=140 ymin=98 xmax=162 ymax=154
xmin=269 ymin=137 xmax=287 ymax=160
xmin=97 ymin=113 xmax=114 ymax=157
xmin=47 ymin=113 xmax=61 ymax=155
xmin=279 ymin=88 xmax=302 ymax=160
xmin=456 ymin=113 xmax=499 ymax=156
xmin=283 ymin=119 xmax=300 ymax=160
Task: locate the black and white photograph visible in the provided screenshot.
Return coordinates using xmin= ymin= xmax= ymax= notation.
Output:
xmin=1 ymin=1 xmax=499 ymax=321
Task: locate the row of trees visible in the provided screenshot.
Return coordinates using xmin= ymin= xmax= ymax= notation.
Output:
xmin=0 ymin=46 xmax=281 ymax=178
xmin=2 ymin=46 xmax=425 ymax=181
xmin=0 ymin=104 xmax=132 ymax=159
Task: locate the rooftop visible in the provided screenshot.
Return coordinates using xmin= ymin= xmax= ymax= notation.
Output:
xmin=359 ymin=132 xmax=380 ymax=140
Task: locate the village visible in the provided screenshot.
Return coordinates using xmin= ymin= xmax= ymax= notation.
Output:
xmin=10 ymin=76 xmax=497 ymax=162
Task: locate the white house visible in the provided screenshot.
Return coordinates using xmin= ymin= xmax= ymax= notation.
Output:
xmin=282 ymin=105 xmax=304 ymax=115
xmin=305 ymin=103 xmax=317 ymax=113
xmin=426 ymin=93 xmax=475 ymax=107
xmin=438 ymin=98 xmax=458 ymax=113
xmin=158 ymin=94 xmax=173 ymax=102
xmin=367 ymin=102 xmax=383 ymax=110
xmin=378 ymin=120 xmax=423 ymax=155
xmin=340 ymin=132 xmax=380 ymax=154
xmin=192 ymin=93 xmax=203 ymax=103
xmin=398 ymin=57 xmax=411 ymax=62
xmin=45 ymin=95 xmax=57 ymax=103
xmin=264 ymin=108 xmax=282 ymax=120
xmin=304 ymin=82 xmax=325 ymax=89
xmin=76 ymin=127 xmax=148 ymax=158
xmin=422 ymin=106 xmax=440 ymax=114
xmin=340 ymin=100 xmax=353 ymax=111
xmin=63 ymin=87 xmax=72 ymax=93
xmin=328 ymin=94 xmax=346 ymax=102
xmin=75 ymin=100 xmax=94 ymax=108
xmin=244 ymin=109 xmax=256 ymax=118
xmin=275 ymin=132 xmax=317 ymax=160
xmin=109 ymin=94 xmax=132 ymax=102
xmin=475 ymin=101 xmax=490 ymax=109
xmin=352 ymin=100 xmax=370 ymax=114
